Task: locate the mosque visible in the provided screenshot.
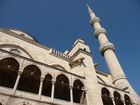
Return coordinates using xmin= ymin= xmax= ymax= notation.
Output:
xmin=0 ymin=4 xmax=139 ymax=105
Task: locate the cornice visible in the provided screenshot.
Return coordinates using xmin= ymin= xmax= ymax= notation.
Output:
xmin=96 ymin=69 xmax=110 ymax=77
xmin=71 ymin=48 xmax=92 ymax=60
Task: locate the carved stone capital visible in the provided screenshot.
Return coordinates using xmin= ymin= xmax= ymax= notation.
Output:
xmin=51 ymin=81 xmax=55 ymax=85
xmin=99 ymin=42 xmax=115 ymax=55
xmin=90 ymin=17 xmax=100 ymax=25
xmin=40 ymin=77 xmax=45 ymax=82
xmin=94 ymin=28 xmax=107 ymax=38
xmin=69 ymin=86 xmax=73 ymax=89
xmin=18 ymin=71 xmax=22 ymax=76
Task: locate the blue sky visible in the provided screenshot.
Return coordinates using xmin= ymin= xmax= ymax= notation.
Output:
xmin=0 ymin=0 xmax=140 ymax=96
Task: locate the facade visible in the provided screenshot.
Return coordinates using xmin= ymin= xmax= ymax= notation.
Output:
xmin=0 ymin=5 xmax=139 ymax=105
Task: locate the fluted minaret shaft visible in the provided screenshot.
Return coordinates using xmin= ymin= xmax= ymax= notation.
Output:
xmin=87 ymin=5 xmax=138 ymax=102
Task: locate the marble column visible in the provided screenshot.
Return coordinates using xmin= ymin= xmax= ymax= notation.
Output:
xmin=13 ymin=71 xmax=22 ymax=94
xmin=69 ymin=86 xmax=73 ymax=104
xmin=111 ymin=97 xmax=116 ymax=105
xmin=51 ymin=81 xmax=55 ymax=102
xmin=84 ymin=89 xmax=89 ymax=105
xmin=38 ymin=76 xmax=44 ymax=99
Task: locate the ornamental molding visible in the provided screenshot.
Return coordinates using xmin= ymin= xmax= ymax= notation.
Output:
xmin=99 ymin=42 xmax=115 ymax=55
xmin=90 ymin=17 xmax=100 ymax=25
xmin=94 ymin=28 xmax=107 ymax=38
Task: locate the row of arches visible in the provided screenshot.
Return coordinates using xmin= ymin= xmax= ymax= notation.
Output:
xmin=0 ymin=57 xmax=85 ymax=103
xmin=101 ymin=88 xmax=132 ymax=105
xmin=0 ymin=57 xmax=133 ymax=104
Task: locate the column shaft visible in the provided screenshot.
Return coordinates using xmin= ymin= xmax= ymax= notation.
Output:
xmin=51 ymin=81 xmax=55 ymax=102
xmin=13 ymin=71 xmax=22 ymax=94
xmin=38 ymin=77 xmax=44 ymax=99
xmin=85 ymin=91 xmax=89 ymax=105
xmin=70 ymin=86 xmax=73 ymax=103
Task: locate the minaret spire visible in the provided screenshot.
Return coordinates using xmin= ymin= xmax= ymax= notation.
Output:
xmin=87 ymin=4 xmax=96 ymax=20
xmin=87 ymin=4 xmax=138 ymax=102
xmin=87 ymin=4 xmax=94 ymax=14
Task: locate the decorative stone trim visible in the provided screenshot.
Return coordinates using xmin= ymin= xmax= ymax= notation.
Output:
xmin=94 ymin=28 xmax=107 ymax=38
xmin=90 ymin=17 xmax=100 ymax=25
xmin=99 ymin=42 xmax=115 ymax=55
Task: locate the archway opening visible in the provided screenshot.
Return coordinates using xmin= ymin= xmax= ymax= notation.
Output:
xmin=101 ymin=88 xmax=113 ymax=105
xmin=17 ymin=65 xmax=41 ymax=94
xmin=0 ymin=58 xmax=19 ymax=88
xmin=42 ymin=74 xmax=52 ymax=97
xmin=114 ymin=91 xmax=124 ymax=105
xmin=124 ymin=94 xmax=132 ymax=105
xmin=54 ymin=74 xmax=70 ymax=101
xmin=73 ymin=80 xmax=85 ymax=103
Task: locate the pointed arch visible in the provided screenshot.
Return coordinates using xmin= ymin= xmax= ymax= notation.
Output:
xmin=101 ymin=88 xmax=113 ymax=105
xmin=54 ymin=74 xmax=70 ymax=101
xmin=114 ymin=91 xmax=124 ymax=105
xmin=0 ymin=57 xmax=19 ymax=88
xmin=17 ymin=65 xmax=41 ymax=94
xmin=42 ymin=74 xmax=52 ymax=97
xmin=124 ymin=94 xmax=132 ymax=105
xmin=73 ymin=79 xmax=85 ymax=103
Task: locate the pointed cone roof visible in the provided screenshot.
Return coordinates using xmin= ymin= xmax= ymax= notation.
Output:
xmin=87 ymin=4 xmax=93 ymax=14
xmin=87 ymin=4 xmax=96 ymax=18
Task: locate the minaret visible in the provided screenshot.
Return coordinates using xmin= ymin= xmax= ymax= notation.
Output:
xmin=87 ymin=4 xmax=139 ymax=102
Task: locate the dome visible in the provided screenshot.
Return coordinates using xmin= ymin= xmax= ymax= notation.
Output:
xmin=5 ymin=28 xmax=38 ymax=42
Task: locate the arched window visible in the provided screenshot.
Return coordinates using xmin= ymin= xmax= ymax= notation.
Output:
xmin=54 ymin=74 xmax=70 ymax=101
xmin=124 ymin=94 xmax=132 ymax=105
xmin=0 ymin=58 xmax=19 ymax=88
xmin=42 ymin=74 xmax=52 ymax=97
xmin=114 ymin=91 xmax=124 ymax=105
xmin=73 ymin=80 xmax=85 ymax=103
xmin=101 ymin=88 xmax=113 ymax=105
xmin=17 ymin=65 xmax=41 ymax=94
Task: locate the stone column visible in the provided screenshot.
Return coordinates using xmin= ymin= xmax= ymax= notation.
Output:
xmin=13 ymin=71 xmax=22 ymax=94
xmin=122 ymin=100 xmax=126 ymax=105
xmin=51 ymin=81 xmax=55 ymax=102
xmin=84 ymin=89 xmax=89 ymax=105
xmin=69 ymin=86 xmax=73 ymax=104
xmin=111 ymin=97 xmax=116 ymax=105
xmin=38 ymin=77 xmax=44 ymax=99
